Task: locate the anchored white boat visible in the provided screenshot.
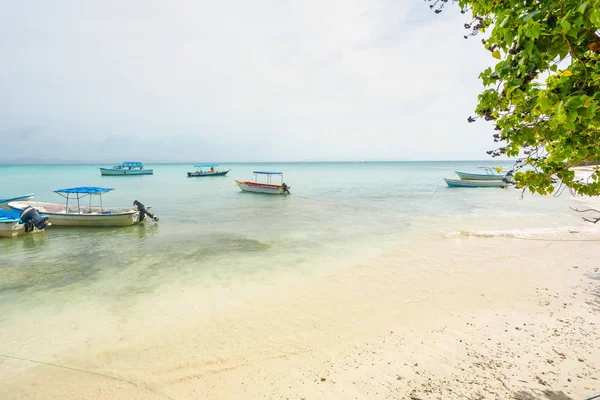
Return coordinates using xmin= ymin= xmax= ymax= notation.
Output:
xmin=187 ymin=164 xmax=231 ymax=177
xmin=444 ymin=178 xmax=507 ymax=188
xmin=100 ymin=162 xmax=153 ymax=176
xmin=455 ymin=167 xmax=505 ymax=181
xmin=235 ymin=171 xmax=291 ymax=195
xmin=0 ymin=208 xmax=50 ymax=238
xmin=0 ymin=193 xmax=34 ymax=210
xmin=8 ymin=187 xmax=159 ymax=227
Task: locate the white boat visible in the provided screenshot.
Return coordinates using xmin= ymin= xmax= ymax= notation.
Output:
xmin=444 ymin=178 xmax=507 ymax=188
xmin=235 ymin=171 xmax=291 ymax=195
xmin=8 ymin=187 xmax=159 ymax=227
xmin=455 ymin=167 xmax=505 ymax=181
xmin=0 ymin=193 xmax=34 ymax=210
xmin=0 ymin=208 xmax=50 ymax=238
xmin=100 ymin=162 xmax=153 ymax=176
xmin=187 ymin=164 xmax=231 ymax=177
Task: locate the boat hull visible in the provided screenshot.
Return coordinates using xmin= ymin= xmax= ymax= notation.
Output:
xmin=0 ymin=194 xmax=34 ymax=210
xmin=0 ymin=221 xmax=45 ymax=238
xmin=100 ymin=168 xmax=153 ymax=176
xmin=8 ymin=201 xmax=141 ymax=227
xmin=445 ymin=178 xmax=507 ymax=188
xmin=455 ymin=171 xmax=504 ymax=181
xmin=235 ymin=180 xmax=289 ymax=194
xmin=188 ymin=169 xmax=231 ymax=177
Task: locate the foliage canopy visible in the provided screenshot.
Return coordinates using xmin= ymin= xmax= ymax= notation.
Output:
xmin=430 ymin=0 xmax=600 ymax=196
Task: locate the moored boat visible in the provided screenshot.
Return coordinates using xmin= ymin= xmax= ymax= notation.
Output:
xmin=100 ymin=162 xmax=153 ymax=176
xmin=187 ymin=164 xmax=231 ymax=177
xmin=444 ymin=178 xmax=507 ymax=188
xmin=0 ymin=193 xmax=35 ymax=210
xmin=235 ymin=171 xmax=291 ymax=195
xmin=0 ymin=208 xmax=50 ymax=238
xmin=8 ymin=187 xmax=159 ymax=227
xmin=455 ymin=167 xmax=504 ymax=181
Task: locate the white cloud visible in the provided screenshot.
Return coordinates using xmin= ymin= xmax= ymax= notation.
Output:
xmin=0 ymin=0 xmax=497 ymax=162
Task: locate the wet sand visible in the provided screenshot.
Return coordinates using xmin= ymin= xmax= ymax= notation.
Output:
xmin=1 ymin=233 xmax=599 ymax=399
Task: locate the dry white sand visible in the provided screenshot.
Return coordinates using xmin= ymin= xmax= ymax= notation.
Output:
xmin=1 ymin=234 xmax=599 ymax=400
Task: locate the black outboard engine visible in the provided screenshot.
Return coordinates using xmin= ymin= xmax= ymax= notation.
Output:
xmin=282 ymin=182 xmax=290 ymax=194
xmin=133 ymin=200 xmax=159 ymax=222
xmin=20 ymin=206 xmax=50 ymax=232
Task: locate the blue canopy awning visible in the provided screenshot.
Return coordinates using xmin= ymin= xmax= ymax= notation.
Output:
xmin=253 ymin=171 xmax=282 ymax=175
xmin=194 ymin=164 xmax=218 ymax=167
xmin=54 ymin=187 xmax=114 ymax=194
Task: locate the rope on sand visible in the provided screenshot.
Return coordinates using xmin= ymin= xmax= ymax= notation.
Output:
xmin=0 ymin=354 xmax=175 ymax=400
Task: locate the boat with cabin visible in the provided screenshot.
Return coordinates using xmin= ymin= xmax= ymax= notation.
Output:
xmin=100 ymin=162 xmax=153 ymax=176
xmin=0 ymin=193 xmax=35 ymax=210
xmin=8 ymin=187 xmax=159 ymax=227
xmin=187 ymin=164 xmax=231 ymax=177
xmin=235 ymin=171 xmax=291 ymax=194
xmin=455 ymin=167 xmax=505 ymax=181
xmin=0 ymin=208 xmax=50 ymax=238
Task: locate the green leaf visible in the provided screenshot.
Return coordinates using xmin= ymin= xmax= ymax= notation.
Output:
xmin=492 ymin=50 xmax=501 ymax=59
xmin=499 ymin=15 xmax=511 ymax=27
xmin=522 ymin=10 xmax=542 ymax=22
xmin=561 ymin=70 xmax=573 ymax=77
xmin=524 ymin=40 xmax=533 ymax=54
xmin=549 ymin=64 xmax=558 ymax=72
xmin=592 ymin=9 xmax=600 ymax=27
xmin=578 ymin=1 xmax=589 ymax=14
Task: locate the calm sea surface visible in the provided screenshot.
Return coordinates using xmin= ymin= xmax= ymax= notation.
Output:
xmin=0 ymin=161 xmax=596 ymax=384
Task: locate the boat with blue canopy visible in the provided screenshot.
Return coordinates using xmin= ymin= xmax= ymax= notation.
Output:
xmin=100 ymin=162 xmax=153 ymax=176
xmin=235 ymin=171 xmax=291 ymax=194
xmin=0 ymin=208 xmax=50 ymax=238
xmin=8 ymin=187 xmax=159 ymax=227
xmin=187 ymin=164 xmax=231 ymax=177
xmin=0 ymin=193 xmax=35 ymax=210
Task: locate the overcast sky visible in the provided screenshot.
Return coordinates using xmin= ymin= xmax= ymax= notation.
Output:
xmin=0 ymin=0 xmax=497 ymax=163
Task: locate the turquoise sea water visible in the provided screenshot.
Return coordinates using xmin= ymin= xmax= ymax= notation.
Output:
xmin=0 ymin=161 xmax=597 ymax=394
xmin=0 ymin=161 xmax=593 ymax=292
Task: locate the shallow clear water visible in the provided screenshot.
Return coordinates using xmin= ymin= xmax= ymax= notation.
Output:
xmin=0 ymin=161 xmax=597 ymax=379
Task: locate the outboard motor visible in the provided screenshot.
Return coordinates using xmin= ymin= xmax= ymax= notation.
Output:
xmin=20 ymin=206 xmax=50 ymax=232
xmin=133 ymin=200 xmax=159 ymax=222
xmin=282 ymin=182 xmax=290 ymax=194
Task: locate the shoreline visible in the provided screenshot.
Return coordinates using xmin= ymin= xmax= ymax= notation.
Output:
xmin=1 ymin=233 xmax=599 ymax=399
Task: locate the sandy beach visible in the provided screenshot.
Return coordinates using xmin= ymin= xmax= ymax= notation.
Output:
xmin=1 ymin=230 xmax=599 ymax=400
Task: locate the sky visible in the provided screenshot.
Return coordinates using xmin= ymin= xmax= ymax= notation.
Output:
xmin=0 ymin=0 xmax=497 ymax=163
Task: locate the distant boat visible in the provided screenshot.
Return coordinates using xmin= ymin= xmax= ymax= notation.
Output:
xmin=444 ymin=178 xmax=507 ymax=188
xmin=187 ymin=164 xmax=231 ymax=177
xmin=0 ymin=208 xmax=50 ymax=238
xmin=0 ymin=193 xmax=34 ymax=210
xmin=235 ymin=171 xmax=291 ymax=195
xmin=100 ymin=162 xmax=153 ymax=176
xmin=455 ymin=167 xmax=504 ymax=181
xmin=9 ymin=187 xmax=159 ymax=227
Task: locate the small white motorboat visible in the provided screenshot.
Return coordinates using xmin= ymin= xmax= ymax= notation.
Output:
xmin=0 ymin=208 xmax=50 ymax=238
xmin=455 ymin=167 xmax=505 ymax=181
xmin=0 ymin=193 xmax=35 ymax=210
xmin=9 ymin=187 xmax=159 ymax=227
xmin=100 ymin=162 xmax=153 ymax=176
xmin=187 ymin=164 xmax=231 ymax=177
xmin=444 ymin=178 xmax=507 ymax=188
xmin=235 ymin=171 xmax=291 ymax=195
